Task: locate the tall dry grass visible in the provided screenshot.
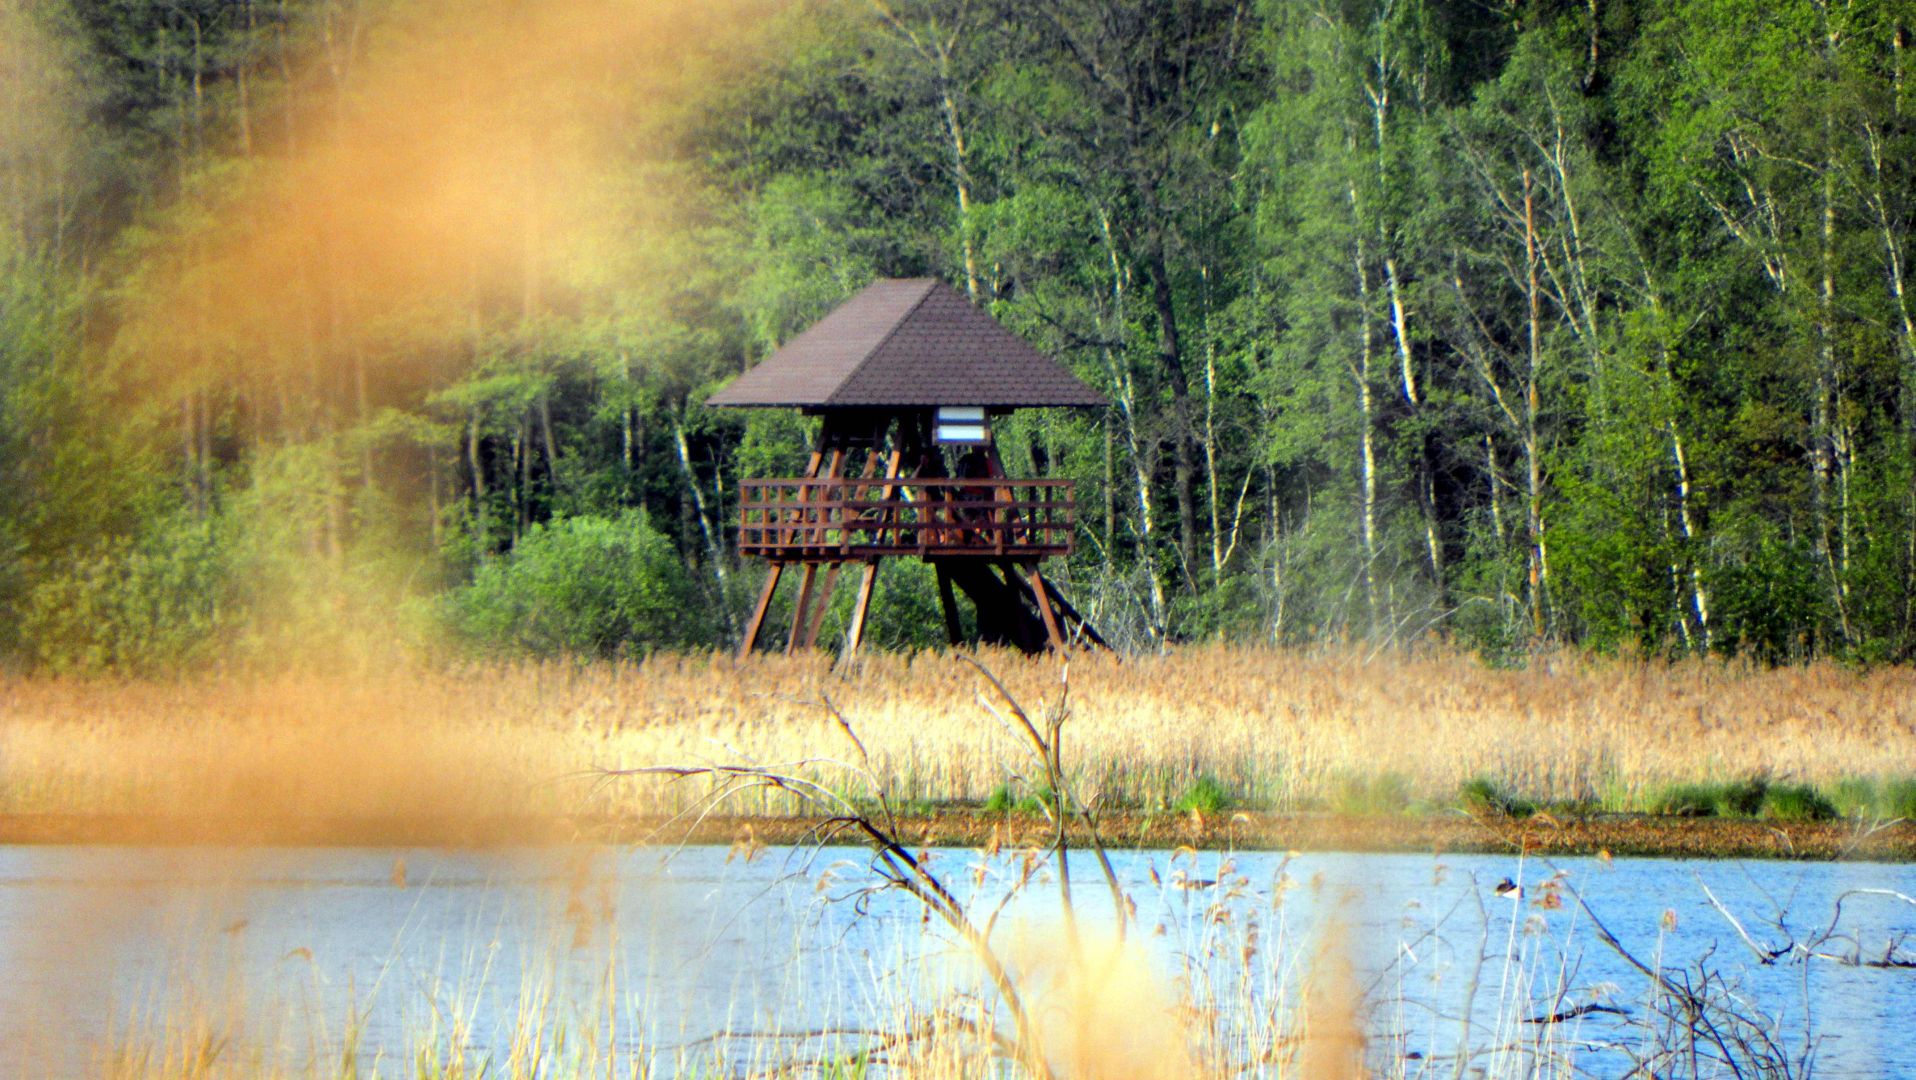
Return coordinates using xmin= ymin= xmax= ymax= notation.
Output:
xmin=3 ymin=645 xmax=1914 ymax=822
xmin=75 ymin=851 xmax=1605 ymax=1080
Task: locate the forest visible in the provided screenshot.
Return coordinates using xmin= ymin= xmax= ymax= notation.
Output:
xmin=2 ymin=0 xmax=1914 ymax=670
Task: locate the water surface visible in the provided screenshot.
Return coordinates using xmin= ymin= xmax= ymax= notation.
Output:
xmin=1 ymin=844 xmax=1910 ymax=1077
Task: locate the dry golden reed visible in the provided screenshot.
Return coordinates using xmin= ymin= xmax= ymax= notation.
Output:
xmin=1295 ymin=916 xmax=1366 ymax=1080
xmin=112 ymin=0 xmax=780 ymax=395
xmin=5 ymin=645 xmax=1914 ymax=826
xmin=1006 ymin=925 xmax=1193 ymax=1080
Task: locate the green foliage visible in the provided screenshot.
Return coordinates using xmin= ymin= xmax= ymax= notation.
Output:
xmin=1174 ymin=775 xmax=1232 ymax=815
xmin=983 ymin=781 xmax=1057 ymax=817
xmin=19 ymin=509 xmax=238 ymax=675
xmin=1883 ymin=780 xmax=1916 ymax=822
xmin=1643 ymin=776 xmax=1840 ymax=820
xmin=443 ymin=512 xmax=712 ymax=658
xmin=1648 ymin=782 xmax=1723 ymax=818
xmin=1332 ymin=773 xmax=1414 ymax=816
xmin=1458 ymin=777 xmax=1534 ymax=819
xmin=1760 ymin=783 xmax=1837 ymax=823
xmin=1719 ymin=778 xmax=1772 ymax=818
xmin=818 ymin=1049 xmax=872 ymax=1080
xmin=1834 ymin=778 xmax=1916 ymax=821
xmin=10 ymin=0 xmax=1916 ymax=671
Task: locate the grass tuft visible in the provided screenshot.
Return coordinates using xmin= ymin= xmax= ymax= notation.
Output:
xmin=1458 ymin=777 xmax=1533 ymax=818
xmin=983 ymin=782 xmax=1056 ymax=817
xmin=1760 ymin=783 xmax=1838 ymax=822
xmin=1649 ymin=778 xmax=1771 ymax=818
xmin=1332 ymin=773 xmax=1413 ymax=816
xmin=1173 ymin=775 xmax=1232 ymax=815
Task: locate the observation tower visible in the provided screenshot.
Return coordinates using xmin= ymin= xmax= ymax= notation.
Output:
xmin=706 ymin=277 xmax=1107 ymax=656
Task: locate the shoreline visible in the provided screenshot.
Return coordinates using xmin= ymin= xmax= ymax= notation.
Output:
xmin=3 ymin=810 xmax=1910 ymax=861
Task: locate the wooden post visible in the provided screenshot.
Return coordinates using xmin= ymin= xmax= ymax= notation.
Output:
xmin=739 ymin=561 xmax=784 ymax=657
xmin=785 ymin=563 xmax=819 ymax=656
xmin=804 ymin=561 xmax=844 ymax=648
xmin=935 ymin=562 xmax=963 ymax=645
xmin=845 ymin=559 xmax=881 ymax=658
xmin=1027 ymin=563 xmax=1066 ymax=652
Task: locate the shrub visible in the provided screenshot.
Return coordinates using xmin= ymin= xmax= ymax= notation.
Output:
xmin=443 ymin=511 xmax=712 ymax=657
xmin=20 ymin=510 xmax=239 ymax=675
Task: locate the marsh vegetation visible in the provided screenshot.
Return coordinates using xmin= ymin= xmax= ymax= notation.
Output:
xmin=5 ymin=654 xmax=1912 ymax=1079
xmin=5 ymin=647 xmax=1914 ymax=837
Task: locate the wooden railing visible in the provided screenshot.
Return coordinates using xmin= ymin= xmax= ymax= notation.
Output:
xmin=739 ymin=477 xmax=1074 ymax=559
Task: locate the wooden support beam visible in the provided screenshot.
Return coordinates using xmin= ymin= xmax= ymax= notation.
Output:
xmin=785 ymin=563 xmax=820 ymax=656
xmin=804 ymin=561 xmax=844 ymax=648
xmin=1037 ymin=571 xmax=1112 ymax=651
xmin=845 ymin=559 xmax=881 ymax=658
xmin=1027 ymin=563 xmax=1066 ymax=652
xmin=739 ymin=561 xmax=784 ymax=657
xmin=935 ymin=562 xmax=963 ymax=645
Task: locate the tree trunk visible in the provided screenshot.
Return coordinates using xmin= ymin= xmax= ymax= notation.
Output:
xmin=428 ymin=448 xmax=442 ymax=549
xmin=466 ymin=410 xmax=487 ymax=505
xmin=1485 ymin=433 xmax=1504 ymax=547
xmin=513 ymin=418 xmax=527 ymax=540
xmin=538 ymin=392 xmax=562 ymax=492
xmin=1817 ymin=7 xmax=1853 ymax=647
xmin=942 ymin=83 xmax=980 ymax=301
xmin=1668 ymin=423 xmax=1710 ymax=648
xmin=181 ymin=393 xmax=201 ymax=517
xmin=1352 ymin=221 xmax=1380 ymax=633
xmin=354 ymin=347 xmax=372 ymax=490
xmin=1144 ymin=245 xmax=1199 ymax=581
xmin=236 ymin=1 xmax=255 ymax=156
xmin=1418 ymin=442 xmax=1444 ymax=599
xmin=1103 ymin=416 xmax=1116 ymax=556
xmin=675 ymin=416 xmax=734 ymax=638
xmin=1203 ymin=271 xmax=1226 ymax=577
xmin=1522 ymin=168 xmax=1547 ymax=641
xmin=1099 ymin=206 xmax=1165 ymax=635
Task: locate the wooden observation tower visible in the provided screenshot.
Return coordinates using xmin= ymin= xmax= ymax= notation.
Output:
xmin=707 ymin=278 xmax=1108 ymax=656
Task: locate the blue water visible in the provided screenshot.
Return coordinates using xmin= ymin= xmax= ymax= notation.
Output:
xmin=0 ymin=845 xmax=1911 ymax=1078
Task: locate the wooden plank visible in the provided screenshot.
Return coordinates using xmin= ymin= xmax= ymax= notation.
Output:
xmin=803 ymin=561 xmax=844 ymax=648
xmin=785 ymin=563 xmax=819 ymax=656
xmin=844 ymin=560 xmax=881 ymax=658
xmin=1027 ymin=563 xmax=1066 ymax=652
xmin=739 ymin=561 xmax=784 ymax=657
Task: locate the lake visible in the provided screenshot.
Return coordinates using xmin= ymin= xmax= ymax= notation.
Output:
xmin=1 ymin=843 xmax=1912 ymax=1078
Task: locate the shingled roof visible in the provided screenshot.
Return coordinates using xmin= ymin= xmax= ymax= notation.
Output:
xmin=705 ymin=278 xmax=1106 ymax=409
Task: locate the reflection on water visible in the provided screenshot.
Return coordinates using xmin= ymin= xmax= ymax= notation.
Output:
xmin=0 ymin=844 xmax=1911 ymax=1077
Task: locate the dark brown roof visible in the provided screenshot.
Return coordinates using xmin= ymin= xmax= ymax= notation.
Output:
xmin=705 ymin=278 xmax=1106 ymax=409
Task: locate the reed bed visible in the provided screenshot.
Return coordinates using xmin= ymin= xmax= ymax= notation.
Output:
xmin=3 ymin=645 xmax=1914 ymax=823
